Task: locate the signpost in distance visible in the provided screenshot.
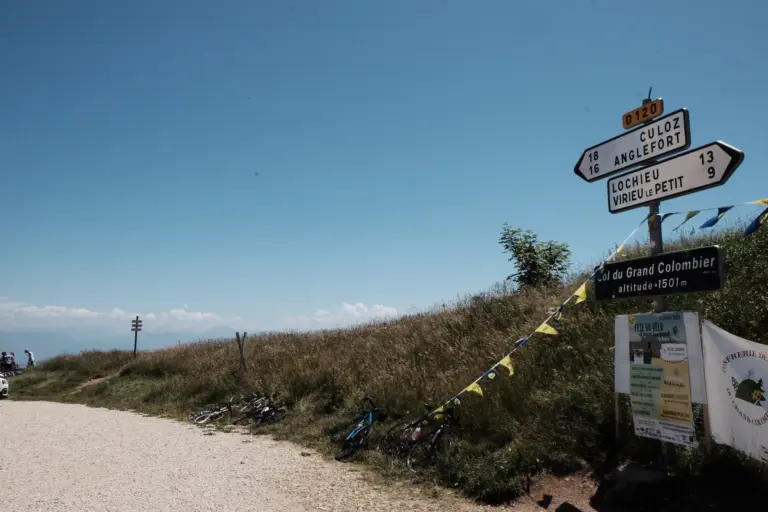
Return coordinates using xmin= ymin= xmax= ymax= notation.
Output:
xmin=574 ymin=108 xmax=691 ymax=183
xmin=131 ymin=315 xmax=142 ymax=358
xmin=623 ymin=98 xmax=664 ymax=129
xmin=607 ymin=141 xmax=745 ymax=214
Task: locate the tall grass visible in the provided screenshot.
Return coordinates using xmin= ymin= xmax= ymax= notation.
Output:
xmin=13 ymin=225 xmax=768 ymax=505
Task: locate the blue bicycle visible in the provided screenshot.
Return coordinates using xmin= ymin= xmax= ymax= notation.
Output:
xmin=335 ymin=397 xmax=388 ymax=461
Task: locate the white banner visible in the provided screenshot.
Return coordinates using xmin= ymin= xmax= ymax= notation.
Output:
xmin=702 ymin=321 xmax=768 ymax=463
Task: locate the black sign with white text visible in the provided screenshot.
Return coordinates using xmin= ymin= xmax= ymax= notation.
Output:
xmin=594 ymin=246 xmax=724 ymax=301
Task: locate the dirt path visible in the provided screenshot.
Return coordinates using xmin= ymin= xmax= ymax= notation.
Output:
xmin=0 ymin=401 xmax=596 ymax=511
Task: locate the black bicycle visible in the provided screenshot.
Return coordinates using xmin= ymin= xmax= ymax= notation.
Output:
xmin=335 ymin=397 xmax=388 ymax=461
xmin=379 ymin=403 xmax=436 ymax=456
xmin=405 ymin=406 xmax=460 ymax=471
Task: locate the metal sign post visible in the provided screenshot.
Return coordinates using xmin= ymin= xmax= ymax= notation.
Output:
xmin=640 ymin=93 xmax=671 ymax=467
xmin=131 ymin=316 xmax=142 ymax=358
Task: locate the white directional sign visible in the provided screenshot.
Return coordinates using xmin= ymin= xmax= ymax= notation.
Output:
xmin=574 ymin=109 xmax=691 ymax=182
xmin=607 ymin=141 xmax=744 ymax=214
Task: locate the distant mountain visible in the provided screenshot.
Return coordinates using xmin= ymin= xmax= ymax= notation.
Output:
xmin=0 ymin=331 xmax=81 ymax=361
xmin=0 ymin=326 xmax=247 ymax=363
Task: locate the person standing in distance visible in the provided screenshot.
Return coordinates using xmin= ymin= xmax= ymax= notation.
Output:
xmin=24 ymin=349 xmax=35 ymax=367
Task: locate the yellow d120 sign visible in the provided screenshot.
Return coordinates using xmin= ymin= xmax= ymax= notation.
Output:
xmin=623 ymin=98 xmax=664 ymax=130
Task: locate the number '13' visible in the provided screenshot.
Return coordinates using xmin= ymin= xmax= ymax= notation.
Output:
xmin=699 ymin=150 xmax=715 ymax=179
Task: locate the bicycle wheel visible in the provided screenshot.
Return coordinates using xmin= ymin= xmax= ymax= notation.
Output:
xmin=189 ymin=411 xmax=206 ymax=421
xmin=262 ymin=406 xmax=287 ymax=424
xmin=335 ymin=424 xmax=373 ymax=461
xmin=193 ymin=412 xmax=215 ymax=424
xmin=431 ymin=431 xmax=456 ymax=468
xmin=208 ymin=409 xmax=228 ymax=423
xmin=380 ymin=420 xmax=416 ymax=455
xmin=406 ymin=436 xmax=436 ymax=471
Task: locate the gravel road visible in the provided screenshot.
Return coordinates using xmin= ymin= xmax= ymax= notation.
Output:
xmin=0 ymin=401 xmax=505 ymax=511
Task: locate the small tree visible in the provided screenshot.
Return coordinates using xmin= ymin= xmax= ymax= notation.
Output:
xmin=499 ymin=223 xmax=571 ymax=289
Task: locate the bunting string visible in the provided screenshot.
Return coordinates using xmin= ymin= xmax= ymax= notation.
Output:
xmin=647 ymin=197 xmax=768 ymax=233
xmin=427 ymin=196 xmax=768 ymax=418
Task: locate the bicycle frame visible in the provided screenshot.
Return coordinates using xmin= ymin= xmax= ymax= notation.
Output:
xmin=344 ymin=397 xmax=379 ymax=441
xmin=345 ymin=410 xmax=374 ymax=441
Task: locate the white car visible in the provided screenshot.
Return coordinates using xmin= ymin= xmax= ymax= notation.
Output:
xmin=0 ymin=376 xmax=7 ymax=399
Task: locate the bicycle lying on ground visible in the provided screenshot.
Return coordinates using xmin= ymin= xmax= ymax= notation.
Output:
xmin=230 ymin=392 xmax=268 ymax=418
xmin=335 ymin=396 xmax=388 ymax=461
xmin=231 ymin=393 xmax=288 ymax=426
xmin=190 ymin=395 xmax=237 ymax=425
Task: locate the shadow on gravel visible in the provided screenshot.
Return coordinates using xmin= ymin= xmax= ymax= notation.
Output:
xmin=586 ymin=464 xmax=768 ymax=512
xmin=554 ymin=505 xmax=584 ymax=512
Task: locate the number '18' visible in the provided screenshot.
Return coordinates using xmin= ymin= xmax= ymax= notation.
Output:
xmin=587 ymin=150 xmax=599 ymax=175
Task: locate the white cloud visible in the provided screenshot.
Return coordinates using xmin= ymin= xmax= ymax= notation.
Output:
xmin=0 ymin=298 xmax=99 ymax=319
xmin=0 ymin=297 xmax=236 ymax=333
xmin=169 ymin=306 xmax=220 ymax=322
xmin=281 ymin=302 xmax=399 ymax=330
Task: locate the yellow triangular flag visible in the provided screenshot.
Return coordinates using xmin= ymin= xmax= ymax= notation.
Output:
xmin=434 ymin=406 xmax=445 ymax=414
xmin=535 ymin=322 xmax=558 ymax=335
xmin=466 ymin=382 xmax=483 ymax=396
xmin=499 ymin=355 xmax=514 ymax=376
xmin=752 ymin=198 xmax=768 ymax=206
xmin=574 ymin=283 xmax=587 ymax=304
xmin=673 ymin=210 xmax=700 ymax=231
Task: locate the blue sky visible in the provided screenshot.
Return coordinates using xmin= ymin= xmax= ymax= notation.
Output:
xmin=1 ymin=0 xmax=767 ymax=340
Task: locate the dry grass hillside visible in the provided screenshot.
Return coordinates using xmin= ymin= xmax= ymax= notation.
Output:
xmin=12 ymin=225 xmax=768 ymax=508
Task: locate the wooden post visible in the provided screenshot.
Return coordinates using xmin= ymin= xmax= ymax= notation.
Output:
xmin=131 ymin=316 xmax=142 ymax=358
xmin=698 ymin=316 xmax=713 ymax=456
xmin=235 ymin=332 xmax=248 ymax=371
xmin=701 ymin=404 xmax=713 ymax=456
